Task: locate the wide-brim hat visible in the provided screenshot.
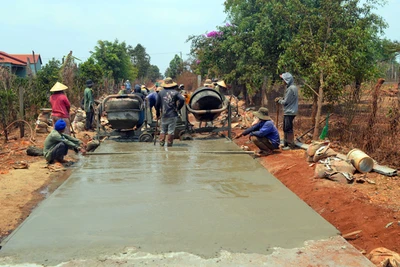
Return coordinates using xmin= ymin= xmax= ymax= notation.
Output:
xmin=161 ymin=77 xmax=178 ymax=88
xmin=217 ymin=80 xmax=226 ymax=88
xmin=156 ymin=86 xmax=163 ymax=92
xmin=50 ymin=82 xmax=68 ymax=92
xmin=253 ymin=107 xmax=271 ymax=121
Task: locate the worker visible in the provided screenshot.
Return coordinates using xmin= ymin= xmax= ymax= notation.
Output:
xmin=275 ymin=72 xmax=298 ymax=150
xmin=43 ymin=119 xmax=86 ymax=164
xmin=214 ymin=80 xmax=227 ymax=95
xmin=235 ymin=107 xmax=280 ymax=157
xmin=118 ymin=85 xmax=127 ymax=95
xmin=204 ymin=78 xmax=214 ymax=88
xmin=141 ymin=85 xmax=149 ymax=96
xmin=155 ymin=77 xmax=185 ymax=147
xmin=49 ymin=82 xmax=71 ymax=135
xmin=84 ymin=79 xmax=95 ymax=131
xmin=124 ymin=80 xmax=131 ymax=94
xmin=133 ymin=84 xmax=145 ymax=100
xmin=145 ymin=86 xmax=162 ymax=122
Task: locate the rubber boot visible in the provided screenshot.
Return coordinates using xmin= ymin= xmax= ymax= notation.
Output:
xmin=288 ymin=132 xmax=296 ymax=149
xmin=159 ymin=133 xmax=166 ymax=146
xmin=282 ymin=132 xmax=295 ymax=150
xmin=167 ymin=134 xmax=174 ymax=147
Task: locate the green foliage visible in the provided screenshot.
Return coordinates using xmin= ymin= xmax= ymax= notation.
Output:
xmin=91 ymin=39 xmax=138 ymax=82
xmin=79 ymin=57 xmax=104 ymax=85
xmin=277 ymin=0 xmax=387 ymax=102
xmin=0 ymin=68 xmax=18 ymax=131
xmin=189 ymin=0 xmax=388 ymax=104
xmin=165 ymin=55 xmax=183 ymax=79
xmin=128 ymin=44 xmax=151 ymax=81
xmin=147 ymin=65 xmax=161 ymax=82
xmin=33 ymin=58 xmax=61 ymax=107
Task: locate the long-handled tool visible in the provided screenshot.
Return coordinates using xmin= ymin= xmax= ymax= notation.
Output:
xmin=296 ymin=113 xmax=333 ymax=141
xmin=153 ymin=119 xmax=159 ymax=145
xmin=276 ymin=102 xmax=280 ymax=127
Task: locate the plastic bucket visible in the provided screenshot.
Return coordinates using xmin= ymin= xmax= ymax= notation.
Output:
xmin=346 ymin=149 xmax=374 ymax=173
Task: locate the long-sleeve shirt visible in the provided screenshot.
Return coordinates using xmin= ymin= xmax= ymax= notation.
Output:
xmin=84 ymin=87 xmax=94 ymax=112
xmin=242 ymin=120 xmax=280 ymax=149
xmin=50 ymin=93 xmax=70 ymax=118
xmin=43 ymin=130 xmax=82 ymax=162
xmin=155 ymin=88 xmax=185 ymax=118
xmin=146 ymin=92 xmax=158 ymax=109
xmin=278 ymin=75 xmax=298 ymax=116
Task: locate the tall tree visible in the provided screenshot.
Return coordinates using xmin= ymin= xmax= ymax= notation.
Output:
xmin=277 ymin=0 xmax=386 ymax=139
xmin=128 ymin=44 xmax=151 ymax=81
xmin=147 ymin=65 xmax=161 ymax=82
xmin=91 ymin=39 xmax=138 ymax=82
xmin=79 ymin=57 xmax=104 ymax=85
xmin=165 ymin=54 xmax=183 ymax=79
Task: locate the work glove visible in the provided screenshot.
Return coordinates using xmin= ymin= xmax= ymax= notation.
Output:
xmin=275 ymin=97 xmax=282 ymax=103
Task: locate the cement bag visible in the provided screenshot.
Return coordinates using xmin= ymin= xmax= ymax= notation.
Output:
xmin=313 ymin=146 xmax=337 ymax=162
xmin=307 ymin=141 xmax=328 ymax=157
xmin=314 ymin=157 xmax=355 ymax=184
xmin=368 ymin=247 xmax=400 ymax=267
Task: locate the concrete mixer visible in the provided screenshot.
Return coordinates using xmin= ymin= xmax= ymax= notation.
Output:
xmin=95 ymin=94 xmax=153 ymax=141
xmin=183 ymin=87 xmax=232 ymax=138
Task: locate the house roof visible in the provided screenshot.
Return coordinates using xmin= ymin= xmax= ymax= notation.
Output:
xmin=0 ymin=51 xmax=26 ymax=66
xmin=11 ymin=54 xmax=42 ymax=64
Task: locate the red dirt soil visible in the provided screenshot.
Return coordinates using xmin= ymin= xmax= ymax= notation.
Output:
xmin=233 ymin=129 xmax=400 ymax=256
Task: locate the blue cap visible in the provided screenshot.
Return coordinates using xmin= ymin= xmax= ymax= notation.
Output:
xmin=54 ymin=119 xmax=67 ymax=131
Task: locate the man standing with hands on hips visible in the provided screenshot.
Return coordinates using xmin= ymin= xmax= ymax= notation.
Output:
xmin=275 ymin=72 xmax=298 ymax=150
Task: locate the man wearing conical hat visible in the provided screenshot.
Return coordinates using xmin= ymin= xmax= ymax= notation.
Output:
xmin=49 ymin=82 xmax=71 ymax=135
xmin=235 ymin=107 xmax=280 ymax=157
xmin=155 ymin=77 xmax=185 ymax=147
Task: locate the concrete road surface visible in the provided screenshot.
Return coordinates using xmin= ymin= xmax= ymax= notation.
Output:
xmin=0 ymin=139 xmax=373 ymax=266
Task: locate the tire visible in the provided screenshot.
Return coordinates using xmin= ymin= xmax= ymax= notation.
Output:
xmin=139 ymin=132 xmax=153 ymax=142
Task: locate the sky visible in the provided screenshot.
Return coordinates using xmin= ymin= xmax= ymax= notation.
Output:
xmin=1 ymin=0 xmax=399 ymax=74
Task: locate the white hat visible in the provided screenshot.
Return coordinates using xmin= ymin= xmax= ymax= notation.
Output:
xmin=50 ymin=82 xmax=68 ymax=92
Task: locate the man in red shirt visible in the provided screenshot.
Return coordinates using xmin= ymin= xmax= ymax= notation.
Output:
xmin=49 ymin=82 xmax=71 ymax=135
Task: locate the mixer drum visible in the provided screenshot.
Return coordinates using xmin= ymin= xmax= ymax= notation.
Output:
xmin=188 ymin=87 xmax=226 ymax=122
xmin=105 ymin=97 xmax=143 ymax=129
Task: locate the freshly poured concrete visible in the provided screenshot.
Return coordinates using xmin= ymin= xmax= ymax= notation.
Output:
xmin=0 ymin=139 xmax=373 ymax=266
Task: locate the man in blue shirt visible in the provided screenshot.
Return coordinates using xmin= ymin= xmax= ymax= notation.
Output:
xmin=145 ymin=86 xmax=162 ymax=123
xmin=236 ymin=107 xmax=280 ymax=157
xmin=124 ymin=80 xmax=131 ymax=94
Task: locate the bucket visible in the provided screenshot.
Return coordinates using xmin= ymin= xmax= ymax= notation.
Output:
xmin=346 ymin=149 xmax=374 ymax=173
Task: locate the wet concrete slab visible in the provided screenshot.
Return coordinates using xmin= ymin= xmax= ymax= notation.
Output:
xmin=0 ymin=139 xmax=373 ymax=266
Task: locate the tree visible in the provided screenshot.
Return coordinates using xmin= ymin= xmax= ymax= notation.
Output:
xmin=277 ymin=0 xmax=386 ymax=139
xmin=90 ymin=39 xmax=138 ymax=82
xmin=165 ymin=54 xmax=183 ymax=79
xmin=128 ymin=44 xmax=151 ymax=81
xmin=79 ymin=57 xmax=104 ymax=85
xmin=147 ymin=65 xmax=161 ymax=82
xmin=33 ymin=58 xmax=61 ymax=107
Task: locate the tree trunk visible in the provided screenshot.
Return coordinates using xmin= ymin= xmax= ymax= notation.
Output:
xmin=363 ymin=78 xmax=385 ymax=152
xmin=311 ymin=92 xmax=318 ymax=125
xmin=261 ymin=76 xmax=268 ymax=106
xmin=312 ymin=73 xmax=324 ymax=140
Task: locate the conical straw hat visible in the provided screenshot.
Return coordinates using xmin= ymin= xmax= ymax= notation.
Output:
xmin=217 ymin=80 xmax=226 ymax=88
xmin=50 ymin=82 xmax=68 ymax=92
